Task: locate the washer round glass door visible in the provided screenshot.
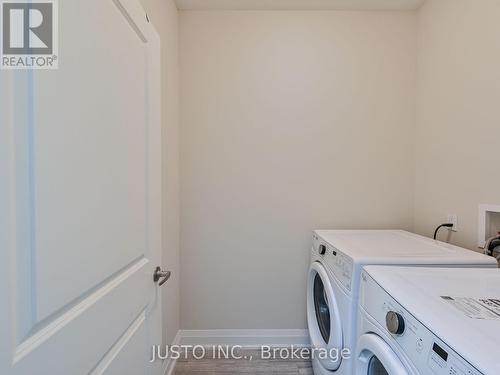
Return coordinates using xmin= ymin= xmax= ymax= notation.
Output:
xmin=356 ymin=334 xmax=410 ymax=375
xmin=307 ymin=261 xmax=343 ymax=371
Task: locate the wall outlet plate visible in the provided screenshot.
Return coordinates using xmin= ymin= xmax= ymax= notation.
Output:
xmin=447 ymin=214 xmax=458 ymax=232
xmin=478 ymin=204 xmax=500 ymax=248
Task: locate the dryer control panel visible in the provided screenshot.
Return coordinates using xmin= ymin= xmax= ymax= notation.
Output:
xmin=360 ymin=271 xmax=482 ymax=375
xmin=328 ymin=247 xmax=353 ymax=292
xmin=313 ymin=233 xmax=353 ymax=292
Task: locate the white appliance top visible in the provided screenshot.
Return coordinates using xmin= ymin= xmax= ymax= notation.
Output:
xmin=315 ymin=230 xmax=496 ymax=265
xmin=364 ymin=266 xmax=500 ymax=375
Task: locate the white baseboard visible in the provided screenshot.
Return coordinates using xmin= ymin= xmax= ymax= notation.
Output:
xmin=178 ymin=329 xmax=310 ymax=349
xmin=162 ymin=330 xmax=182 ymax=375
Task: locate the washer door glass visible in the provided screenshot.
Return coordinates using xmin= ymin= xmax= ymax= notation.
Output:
xmin=307 ymin=261 xmax=343 ymax=371
xmin=367 ymin=356 xmax=389 ymax=375
xmin=313 ymin=273 xmax=330 ymax=343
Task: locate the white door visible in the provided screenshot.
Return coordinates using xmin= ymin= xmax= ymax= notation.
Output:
xmin=0 ymin=0 xmax=163 ymax=374
xmin=355 ymin=334 xmax=410 ymax=375
xmin=307 ymin=261 xmax=343 ymax=371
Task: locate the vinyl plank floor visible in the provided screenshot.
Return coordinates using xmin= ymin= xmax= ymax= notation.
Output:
xmin=173 ymin=349 xmax=313 ymax=375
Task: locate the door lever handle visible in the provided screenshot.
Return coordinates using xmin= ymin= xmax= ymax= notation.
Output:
xmin=153 ymin=267 xmax=171 ymax=286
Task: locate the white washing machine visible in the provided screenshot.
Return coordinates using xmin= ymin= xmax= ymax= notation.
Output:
xmin=357 ymin=266 xmax=500 ymax=375
xmin=307 ymin=230 xmax=497 ymax=375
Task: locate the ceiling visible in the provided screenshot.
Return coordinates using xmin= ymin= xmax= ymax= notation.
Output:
xmin=175 ymin=0 xmax=426 ymax=11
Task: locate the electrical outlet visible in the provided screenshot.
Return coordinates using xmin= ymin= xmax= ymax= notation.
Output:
xmin=447 ymin=214 xmax=458 ymax=232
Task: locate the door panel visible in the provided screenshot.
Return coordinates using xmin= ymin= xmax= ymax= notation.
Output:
xmin=356 ymin=334 xmax=409 ymax=375
xmin=307 ymin=261 xmax=343 ymax=371
xmin=14 ymin=260 xmax=149 ymax=374
xmin=90 ymin=315 xmax=149 ymax=375
xmin=35 ymin=0 xmax=148 ymax=322
xmin=1 ymin=0 xmax=162 ymax=374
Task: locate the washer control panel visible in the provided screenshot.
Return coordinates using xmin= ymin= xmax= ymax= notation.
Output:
xmin=312 ymin=233 xmax=353 ymax=291
xmin=360 ymin=271 xmax=482 ymax=375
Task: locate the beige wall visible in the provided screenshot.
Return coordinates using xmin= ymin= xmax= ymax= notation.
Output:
xmin=414 ymin=0 xmax=500 ymax=250
xmin=180 ymin=11 xmax=417 ymax=329
xmin=139 ymin=0 xmax=180 ymax=344
xmin=138 ymin=0 xmax=500 ymax=334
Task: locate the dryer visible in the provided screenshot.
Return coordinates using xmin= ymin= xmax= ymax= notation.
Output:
xmin=307 ymin=230 xmax=497 ymax=375
xmin=357 ymin=266 xmax=500 ymax=374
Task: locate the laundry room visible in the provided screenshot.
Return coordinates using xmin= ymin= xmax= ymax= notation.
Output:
xmin=1 ymin=0 xmax=500 ymax=375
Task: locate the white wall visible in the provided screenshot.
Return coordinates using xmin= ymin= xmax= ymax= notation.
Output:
xmin=180 ymin=11 xmax=417 ymax=329
xmin=414 ymin=0 xmax=500 ymax=250
xmin=139 ymin=0 xmax=180 ymax=345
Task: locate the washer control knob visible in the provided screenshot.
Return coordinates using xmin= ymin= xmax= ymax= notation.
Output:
xmin=386 ymin=311 xmax=405 ymax=335
xmin=319 ymin=244 xmax=327 ymax=255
